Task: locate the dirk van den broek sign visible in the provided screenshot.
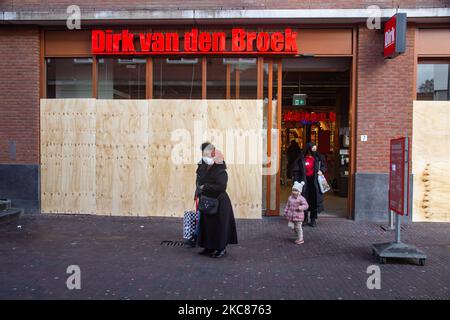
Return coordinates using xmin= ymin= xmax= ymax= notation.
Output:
xmin=91 ymin=28 xmax=299 ymax=55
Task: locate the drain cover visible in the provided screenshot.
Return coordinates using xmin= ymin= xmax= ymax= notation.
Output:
xmin=160 ymin=240 xmax=185 ymax=247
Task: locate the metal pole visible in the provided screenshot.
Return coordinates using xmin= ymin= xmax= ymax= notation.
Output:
xmin=388 ymin=209 xmax=395 ymax=230
xmin=396 ymin=136 xmax=408 ymax=244
xmin=395 ymin=212 xmax=401 ymax=243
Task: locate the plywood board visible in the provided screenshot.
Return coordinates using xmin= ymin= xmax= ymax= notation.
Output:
xmin=40 ymin=99 xmax=263 ymax=219
xmin=96 ymin=100 xmax=149 ymax=216
xmin=206 ymin=100 xmax=263 ymax=219
xmin=147 ymin=100 xmax=207 ymax=217
xmin=40 ymin=99 xmax=96 ymax=214
xmin=412 ymin=101 xmax=450 ymax=222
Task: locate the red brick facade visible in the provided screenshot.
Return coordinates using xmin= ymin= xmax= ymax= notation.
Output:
xmin=0 ymin=0 xmax=447 ymax=11
xmin=0 ymin=27 xmax=40 ymax=164
xmin=356 ymin=25 xmax=414 ymax=173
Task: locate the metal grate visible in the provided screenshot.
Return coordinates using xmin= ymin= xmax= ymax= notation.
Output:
xmin=380 ymin=225 xmax=409 ymax=232
xmin=160 ymin=240 xmax=185 ymax=247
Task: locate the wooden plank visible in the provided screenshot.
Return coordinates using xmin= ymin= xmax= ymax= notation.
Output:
xmin=96 ymin=99 xmax=149 ymax=216
xmin=44 ymin=30 xmax=91 ymax=57
xmin=39 ymin=29 xmax=46 ymax=99
xmin=296 ymin=29 xmax=353 ymax=56
xmin=146 ymin=57 xmax=153 ymax=99
xmin=202 ymin=57 xmax=207 ymax=99
xmin=235 ymin=69 xmax=240 ymax=99
xmin=266 ymin=61 xmax=273 ymax=213
xmin=40 ymin=99 xmax=96 ymax=214
xmin=207 ymin=100 xmax=263 ymax=219
xmin=417 ymin=28 xmax=450 ymax=56
xmin=257 ymin=57 xmax=263 ymax=99
xmin=412 ymin=101 xmax=450 ymax=222
xmin=148 ymin=99 xmax=207 ymax=217
xmin=347 ymin=27 xmax=357 ymax=219
xmin=226 ymin=64 xmax=231 ymax=99
xmin=92 ymin=57 xmax=98 ymax=98
xmin=275 ymin=60 xmax=282 ymax=215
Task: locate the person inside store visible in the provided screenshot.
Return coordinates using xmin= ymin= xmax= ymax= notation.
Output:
xmin=194 ymin=142 xmax=238 ymax=258
xmin=292 ymin=142 xmax=327 ymax=228
xmin=286 ymin=139 xmax=302 ymax=181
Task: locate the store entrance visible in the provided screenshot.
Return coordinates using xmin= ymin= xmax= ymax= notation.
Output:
xmin=279 ymin=58 xmax=351 ymax=218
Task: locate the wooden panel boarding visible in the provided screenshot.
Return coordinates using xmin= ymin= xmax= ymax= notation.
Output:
xmin=40 ymin=99 xmax=263 ymax=219
xmin=412 ymin=101 xmax=450 ymax=222
xmin=40 ymin=99 xmax=96 ymax=214
xmin=206 ymin=100 xmax=263 ymax=219
xmin=96 ymin=100 xmax=150 ymax=216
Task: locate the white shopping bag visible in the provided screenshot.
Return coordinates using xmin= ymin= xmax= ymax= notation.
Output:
xmin=318 ymin=174 xmax=331 ymax=194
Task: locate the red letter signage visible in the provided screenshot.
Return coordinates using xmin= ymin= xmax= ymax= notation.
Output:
xmin=92 ymin=28 xmax=299 ymax=56
xmin=384 ymin=13 xmax=407 ymax=59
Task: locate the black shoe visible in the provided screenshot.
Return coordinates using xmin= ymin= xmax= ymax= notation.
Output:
xmin=184 ymin=239 xmax=196 ymax=248
xmin=302 ymin=221 xmax=308 ymax=227
xmin=212 ymin=249 xmax=227 ymax=258
xmin=308 ymin=220 xmax=317 ymax=227
xmin=198 ymin=248 xmax=214 ymax=255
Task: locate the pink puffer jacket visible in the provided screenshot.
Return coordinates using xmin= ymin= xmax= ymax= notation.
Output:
xmin=284 ymin=195 xmax=309 ymax=222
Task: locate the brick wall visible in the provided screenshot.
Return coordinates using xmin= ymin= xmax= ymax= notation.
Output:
xmin=0 ymin=0 xmax=448 ymax=11
xmin=356 ymin=25 xmax=415 ymax=173
xmin=0 ymin=26 xmax=40 ymax=164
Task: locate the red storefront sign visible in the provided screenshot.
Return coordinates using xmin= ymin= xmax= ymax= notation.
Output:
xmin=389 ymin=137 xmax=409 ymax=215
xmin=384 ymin=13 xmax=407 ymax=59
xmin=283 ymin=111 xmax=336 ymax=123
xmin=92 ymin=28 xmax=298 ymax=55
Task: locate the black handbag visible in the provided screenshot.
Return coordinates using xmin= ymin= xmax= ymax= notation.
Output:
xmin=198 ymin=195 xmax=219 ymax=215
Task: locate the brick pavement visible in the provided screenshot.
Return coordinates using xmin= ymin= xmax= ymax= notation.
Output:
xmin=0 ymin=214 xmax=448 ymax=300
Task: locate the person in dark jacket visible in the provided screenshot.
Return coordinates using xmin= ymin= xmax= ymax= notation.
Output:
xmin=195 ymin=142 xmax=238 ymax=258
xmin=292 ymin=142 xmax=326 ymax=227
xmin=286 ymin=140 xmax=302 ymax=180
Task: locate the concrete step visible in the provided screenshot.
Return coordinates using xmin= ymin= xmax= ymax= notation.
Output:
xmin=0 ymin=208 xmax=23 ymax=224
xmin=0 ymin=199 xmax=12 ymax=211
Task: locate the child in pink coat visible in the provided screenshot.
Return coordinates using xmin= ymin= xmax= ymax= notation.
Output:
xmin=284 ymin=181 xmax=309 ymax=245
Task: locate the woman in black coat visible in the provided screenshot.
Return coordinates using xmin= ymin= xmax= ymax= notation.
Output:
xmin=195 ymin=142 xmax=238 ymax=258
xmin=292 ymin=142 xmax=327 ymax=227
xmin=286 ymin=140 xmax=302 ymax=180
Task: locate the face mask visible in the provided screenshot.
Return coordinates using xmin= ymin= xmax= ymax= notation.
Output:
xmin=202 ymin=156 xmax=214 ymax=165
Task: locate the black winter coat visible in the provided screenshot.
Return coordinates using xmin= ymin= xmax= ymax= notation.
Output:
xmin=292 ymin=153 xmax=327 ymax=213
xmin=195 ymin=160 xmax=238 ymax=250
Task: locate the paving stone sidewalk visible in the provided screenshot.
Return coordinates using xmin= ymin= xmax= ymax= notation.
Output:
xmin=0 ymin=214 xmax=449 ymax=300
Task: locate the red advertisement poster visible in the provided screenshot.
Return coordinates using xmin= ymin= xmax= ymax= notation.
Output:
xmin=389 ymin=138 xmax=409 ymax=215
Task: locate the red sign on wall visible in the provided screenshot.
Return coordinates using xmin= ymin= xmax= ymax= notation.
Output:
xmin=389 ymin=137 xmax=409 ymax=215
xmin=283 ymin=111 xmax=336 ymax=123
xmin=92 ymin=28 xmax=298 ymax=55
xmin=384 ymin=13 xmax=407 ymax=59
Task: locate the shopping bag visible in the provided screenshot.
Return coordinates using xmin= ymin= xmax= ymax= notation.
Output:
xmin=318 ymin=174 xmax=331 ymax=194
xmin=183 ymin=209 xmax=199 ymax=240
xmin=183 ymin=198 xmax=200 ymax=240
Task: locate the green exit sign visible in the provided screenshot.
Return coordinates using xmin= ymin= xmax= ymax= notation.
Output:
xmin=292 ymin=94 xmax=307 ymax=106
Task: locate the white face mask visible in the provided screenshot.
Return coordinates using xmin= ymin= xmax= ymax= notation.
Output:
xmin=202 ymin=156 xmax=214 ymax=165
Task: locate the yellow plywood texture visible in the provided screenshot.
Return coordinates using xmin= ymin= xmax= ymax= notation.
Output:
xmin=147 ymin=100 xmax=207 ymax=217
xmin=40 ymin=99 xmax=263 ymax=219
xmin=206 ymin=100 xmax=263 ymax=219
xmin=412 ymin=101 xmax=450 ymax=222
xmin=40 ymin=99 xmax=96 ymax=214
xmin=96 ymin=100 xmax=149 ymax=216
